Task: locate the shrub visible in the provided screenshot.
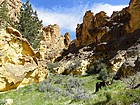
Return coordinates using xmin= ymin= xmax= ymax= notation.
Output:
xmin=87 ymin=59 xmax=109 ymax=81
xmin=46 ymin=62 xmax=59 ymax=71
xmin=65 ymin=77 xmax=83 ymax=94
xmin=65 ymin=59 xmax=82 ymax=72
xmin=38 ymin=73 xmax=93 ymax=103
xmin=123 ymin=72 xmax=140 ymax=89
xmin=98 ymin=67 xmax=108 ymax=81
xmin=64 ymin=77 xmax=92 ymax=101
xmin=87 ymin=59 xmax=108 ymax=75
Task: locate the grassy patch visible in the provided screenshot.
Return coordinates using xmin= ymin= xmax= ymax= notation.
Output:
xmin=0 ymin=73 xmax=140 ymax=105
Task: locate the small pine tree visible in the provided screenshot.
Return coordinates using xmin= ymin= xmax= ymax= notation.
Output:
xmin=17 ymin=0 xmax=42 ymax=49
xmin=0 ymin=0 xmax=10 ymax=27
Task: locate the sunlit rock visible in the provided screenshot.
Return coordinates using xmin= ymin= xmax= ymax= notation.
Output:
xmin=0 ymin=27 xmax=48 ymax=91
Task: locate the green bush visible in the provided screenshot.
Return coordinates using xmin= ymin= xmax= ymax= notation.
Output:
xmin=46 ymin=62 xmax=59 ymax=71
xmin=98 ymin=67 xmax=108 ymax=81
xmin=87 ymin=59 xmax=108 ymax=75
xmin=87 ymin=59 xmax=109 ymax=81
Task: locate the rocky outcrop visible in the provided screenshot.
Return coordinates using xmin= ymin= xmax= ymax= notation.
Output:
xmin=0 ymin=0 xmax=21 ymax=22
xmin=126 ymin=0 xmax=140 ymax=33
xmin=110 ymin=31 xmax=140 ymax=77
xmin=76 ymin=10 xmax=94 ymax=46
xmin=51 ymin=59 xmax=90 ymax=75
xmin=58 ymin=0 xmax=140 ymax=77
xmin=75 ymin=11 xmax=110 ymax=46
xmin=0 ymin=27 xmax=48 ymax=91
xmin=40 ymin=24 xmax=70 ymax=62
xmin=75 ymin=0 xmax=140 ymax=46
xmin=64 ymin=32 xmax=71 ymax=46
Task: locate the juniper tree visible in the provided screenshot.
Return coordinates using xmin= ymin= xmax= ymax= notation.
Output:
xmin=17 ymin=0 xmax=42 ymax=49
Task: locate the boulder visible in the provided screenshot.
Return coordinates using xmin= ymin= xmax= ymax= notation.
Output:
xmin=0 ymin=27 xmax=48 ymax=91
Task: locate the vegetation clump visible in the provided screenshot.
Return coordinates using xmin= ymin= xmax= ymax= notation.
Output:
xmin=0 ymin=0 xmax=10 ymax=28
xmin=16 ymin=0 xmax=42 ymax=49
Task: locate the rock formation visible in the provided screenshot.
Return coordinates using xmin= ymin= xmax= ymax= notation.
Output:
xmin=75 ymin=0 xmax=140 ymax=47
xmin=52 ymin=59 xmax=90 ymax=75
xmin=0 ymin=27 xmax=48 ymax=91
xmin=1 ymin=0 xmax=140 ymax=92
xmin=58 ymin=0 xmax=140 ymax=77
xmin=75 ymin=11 xmax=110 ymax=46
xmin=40 ymin=24 xmax=70 ymax=62
xmin=0 ymin=0 xmax=21 ymax=22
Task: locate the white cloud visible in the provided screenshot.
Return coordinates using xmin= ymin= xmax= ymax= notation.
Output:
xmin=91 ymin=3 xmax=128 ymax=16
xmin=35 ymin=5 xmax=88 ymax=32
xmin=34 ymin=3 xmax=128 ymax=38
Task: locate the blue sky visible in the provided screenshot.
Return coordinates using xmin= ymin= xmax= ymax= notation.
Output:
xmin=21 ymin=0 xmax=130 ymax=39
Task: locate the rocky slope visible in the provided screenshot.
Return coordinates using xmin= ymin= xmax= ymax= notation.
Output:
xmin=0 ymin=27 xmax=48 ymax=91
xmin=56 ymin=0 xmax=140 ymax=77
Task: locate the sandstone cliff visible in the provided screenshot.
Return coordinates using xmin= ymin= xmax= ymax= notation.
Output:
xmin=40 ymin=24 xmax=70 ymax=62
xmin=75 ymin=0 xmax=140 ymax=47
xmin=0 ymin=27 xmax=48 ymax=91
xmin=56 ymin=0 xmax=140 ymax=77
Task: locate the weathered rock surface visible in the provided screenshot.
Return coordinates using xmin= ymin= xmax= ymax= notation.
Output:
xmin=57 ymin=0 xmax=140 ymax=77
xmin=75 ymin=11 xmax=110 ymax=46
xmin=127 ymin=0 xmax=140 ymax=33
xmin=52 ymin=59 xmax=90 ymax=75
xmin=0 ymin=0 xmax=21 ymax=22
xmin=40 ymin=24 xmax=70 ymax=62
xmin=0 ymin=27 xmax=48 ymax=91
xmin=75 ymin=0 xmax=140 ymax=46
xmin=79 ymin=0 xmax=138 ymax=45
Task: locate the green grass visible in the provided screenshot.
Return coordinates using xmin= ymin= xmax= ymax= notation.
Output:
xmin=0 ymin=73 xmax=140 ymax=105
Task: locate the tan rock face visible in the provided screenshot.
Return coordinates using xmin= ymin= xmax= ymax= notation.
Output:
xmin=94 ymin=11 xmax=109 ymax=28
xmin=126 ymin=0 xmax=140 ymax=33
xmin=40 ymin=24 xmax=70 ymax=62
xmin=59 ymin=0 xmax=140 ymax=78
xmin=0 ymin=27 xmax=48 ymax=91
xmin=75 ymin=0 xmax=140 ymax=47
xmin=6 ymin=27 xmax=21 ymax=37
xmin=110 ymin=50 xmax=126 ymax=72
xmin=76 ymin=10 xmax=94 ymax=46
xmin=42 ymin=24 xmax=60 ymax=45
xmin=0 ymin=0 xmax=21 ymax=22
xmin=76 ymin=11 xmax=111 ymax=46
xmin=52 ymin=59 xmax=90 ymax=75
xmin=64 ymin=32 xmax=70 ymax=46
